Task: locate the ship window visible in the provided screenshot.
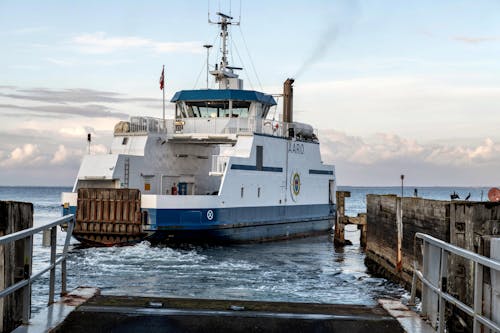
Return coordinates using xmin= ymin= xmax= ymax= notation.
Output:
xmin=122 ymin=137 xmax=128 ymax=145
xmin=258 ymin=187 xmax=261 ymax=198
xmin=230 ymin=107 xmax=249 ymax=118
xmin=241 ymin=186 xmax=244 ymax=198
xmin=184 ymin=101 xmax=250 ymax=118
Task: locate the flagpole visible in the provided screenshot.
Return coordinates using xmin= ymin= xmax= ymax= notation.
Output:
xmin=162 ymin=65 xmax=165 ymax=129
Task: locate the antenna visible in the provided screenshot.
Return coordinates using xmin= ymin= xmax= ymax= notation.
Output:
xmin=207 ymin=0 xmax=211 ymax=23
xmin=208 ymin=11 xmax=242 ymax=89
xmin=208 ymin=11 xmax=240 ymax=71
xmin=203 ymin=44 xmax=213 ymax=89
xmin=239 ymin=0 xmax=242 ymax=22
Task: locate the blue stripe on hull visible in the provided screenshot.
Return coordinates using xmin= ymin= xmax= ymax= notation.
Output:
xmin=143 ymin=204 xmax=335 ymax=243
xmin=146 ymin=204 xmax=333 ymax=227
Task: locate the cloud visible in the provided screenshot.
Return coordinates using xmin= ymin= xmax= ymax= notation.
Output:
xmin=46 ymin=58 xmax=75 ymax=67
xmin=321 ymin=130 xmax=424 ymax=165
xmin=453 ymin=36 xmax=500 ymax=44
xmin=0 ymin=143 xmax=42 ymax=167
xmin=73 ymin=32 xmax=202 ymax=54
xmin=0 ymin=86 xmax=163 ymax=120
xmin=50 ymin=144 xmax=83 ymax=165
xmin=46 ymin=57 xmax=133 ymax=67
xmin=0 ymin=103 xmax=128 ymax=119
xmin=423 ymin=138 xmax=500 ymax=166
xmin=5 ymin=27 xmax=50 ymax=35
xmin=50 ymin=145 xmax=69 ymax=164
xmin=0 ymin=86 xmax=156 ymax=104
xmin=318 ymin=130 xmax=500 ymax=186
xmin=59 ymin=126 xmax=95 ymax=138
xmin=320 ymin=129 xmax=500 ymax=167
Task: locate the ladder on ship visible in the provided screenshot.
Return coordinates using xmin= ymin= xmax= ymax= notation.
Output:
xmin=124 ymin=157 xmax=130 ymax=188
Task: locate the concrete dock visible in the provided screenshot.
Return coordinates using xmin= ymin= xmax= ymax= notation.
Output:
xmin=12 ymin=287 xmax=436 ymax=333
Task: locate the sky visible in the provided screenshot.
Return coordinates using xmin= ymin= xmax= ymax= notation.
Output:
xmin=1 ymin=0 xmax=500 ymax=186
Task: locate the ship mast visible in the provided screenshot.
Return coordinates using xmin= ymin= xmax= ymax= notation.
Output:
xmin=209 ymin=12 xmax=242 ymax=90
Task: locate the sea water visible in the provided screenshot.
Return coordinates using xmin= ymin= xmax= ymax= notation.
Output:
xmin=0 ymin=186 xmax=489 ymax=313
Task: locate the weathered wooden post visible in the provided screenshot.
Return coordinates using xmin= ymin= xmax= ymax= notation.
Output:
xmin=396 ymin=196 xmax=403 ymax=273
xmin=0 ymin=201 xmax=33 ymax=333
xmin=334 ymin=191 xmax=350 ymax=246
xmin=358 ymin=214 xmax=367 ymax=248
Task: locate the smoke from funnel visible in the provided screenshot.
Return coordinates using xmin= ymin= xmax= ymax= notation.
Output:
xmin=294 ymin=24 xmax=339 ymax=79
xmin=294 ymin=1 xmax=358 ymax=78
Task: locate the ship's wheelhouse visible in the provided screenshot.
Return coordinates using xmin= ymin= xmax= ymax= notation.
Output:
xmin=171 ymin=89 xmax=277 ymax=120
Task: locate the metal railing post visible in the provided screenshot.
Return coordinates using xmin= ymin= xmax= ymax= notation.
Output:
xmin=21 ymin=235 xmax=32 ymax=324
xmin=438 ymin=248 xmax=446 ymax=333
xmin=421 ymin=240 xmax=429 ymax=316
xmin=473 ymin=262 xmax=483 ymax=333
xmin=48 ymin=226 xmax=57 ymax=305
xmin=61 ymin=216 xmax=75 ymax=295
xmin=409 ymin=234 xmax=419 ymax=306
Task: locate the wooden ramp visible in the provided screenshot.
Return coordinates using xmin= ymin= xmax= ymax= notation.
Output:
xmin=75 ymin=188 xmax=145 ymax=246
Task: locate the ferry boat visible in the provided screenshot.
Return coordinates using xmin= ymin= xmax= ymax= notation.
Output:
xmin=61 ymin=12 xmax=336 ymax=245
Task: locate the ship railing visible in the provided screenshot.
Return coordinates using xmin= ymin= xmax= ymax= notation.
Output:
xmin=172 ymin=117 xmax=291 ymax=137
xmin=210 ymin=155 xmax=230 ymax=176
xmin=122 ymin=116 xmax=313 ymax=139
xmin=127 ymin=116 xmax=170 ymax=134
xmin=0 ymin=214 xmax=75 ymax=324
xmin=409 ymin=232 xmax=500 ymax=333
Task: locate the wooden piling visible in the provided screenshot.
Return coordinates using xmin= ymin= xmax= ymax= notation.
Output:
xmin=0 ymin=201 xmax=33 ymax=333
xmin=334 ymin=191 xmax=350 ymax=246
xmin=334 ymin=191 xmax=367 ymax=247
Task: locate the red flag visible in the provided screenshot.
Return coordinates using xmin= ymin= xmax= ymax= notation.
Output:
xmin=159 ymin=66 xmax=165 ymax=90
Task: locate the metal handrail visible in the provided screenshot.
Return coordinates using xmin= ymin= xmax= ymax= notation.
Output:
xmin=410 ymin=232 xmax=500 ymax=333
xmin=0 ymin=214 xmax=75 ymax=324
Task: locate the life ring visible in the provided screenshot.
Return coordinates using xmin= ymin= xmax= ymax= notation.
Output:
xmin=264 ymin=121 xmax=279 ymax=133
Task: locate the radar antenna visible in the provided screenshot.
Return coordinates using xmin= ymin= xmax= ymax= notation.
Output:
xmin=208 ymin=12 xmax=243 ymax=89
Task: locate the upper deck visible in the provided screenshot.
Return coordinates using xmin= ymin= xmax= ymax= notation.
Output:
xmin=114 ymin=116 xmax=309 ymax=143
xmin=114 ymin=87 xmax=317 ymax=143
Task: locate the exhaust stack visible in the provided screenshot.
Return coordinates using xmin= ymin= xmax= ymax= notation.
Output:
xmin=283 ymin=78 xmax=295 ymax=124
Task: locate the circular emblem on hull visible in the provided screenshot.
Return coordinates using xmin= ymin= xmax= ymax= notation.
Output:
xmin=290 ymin=172 xmax=301 ymax=202
xmin=292 ymin=173 xmax=301 ymax=195
xmin=206 ymin=209 xmax=214 ymax=221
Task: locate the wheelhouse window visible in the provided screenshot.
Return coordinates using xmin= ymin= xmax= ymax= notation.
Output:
xmin=179 ymin=100 xmax=250 ymax=118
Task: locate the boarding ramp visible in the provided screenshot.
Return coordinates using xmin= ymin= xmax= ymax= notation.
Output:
xmin=75 ymin=188 xmax=144 ymax=246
